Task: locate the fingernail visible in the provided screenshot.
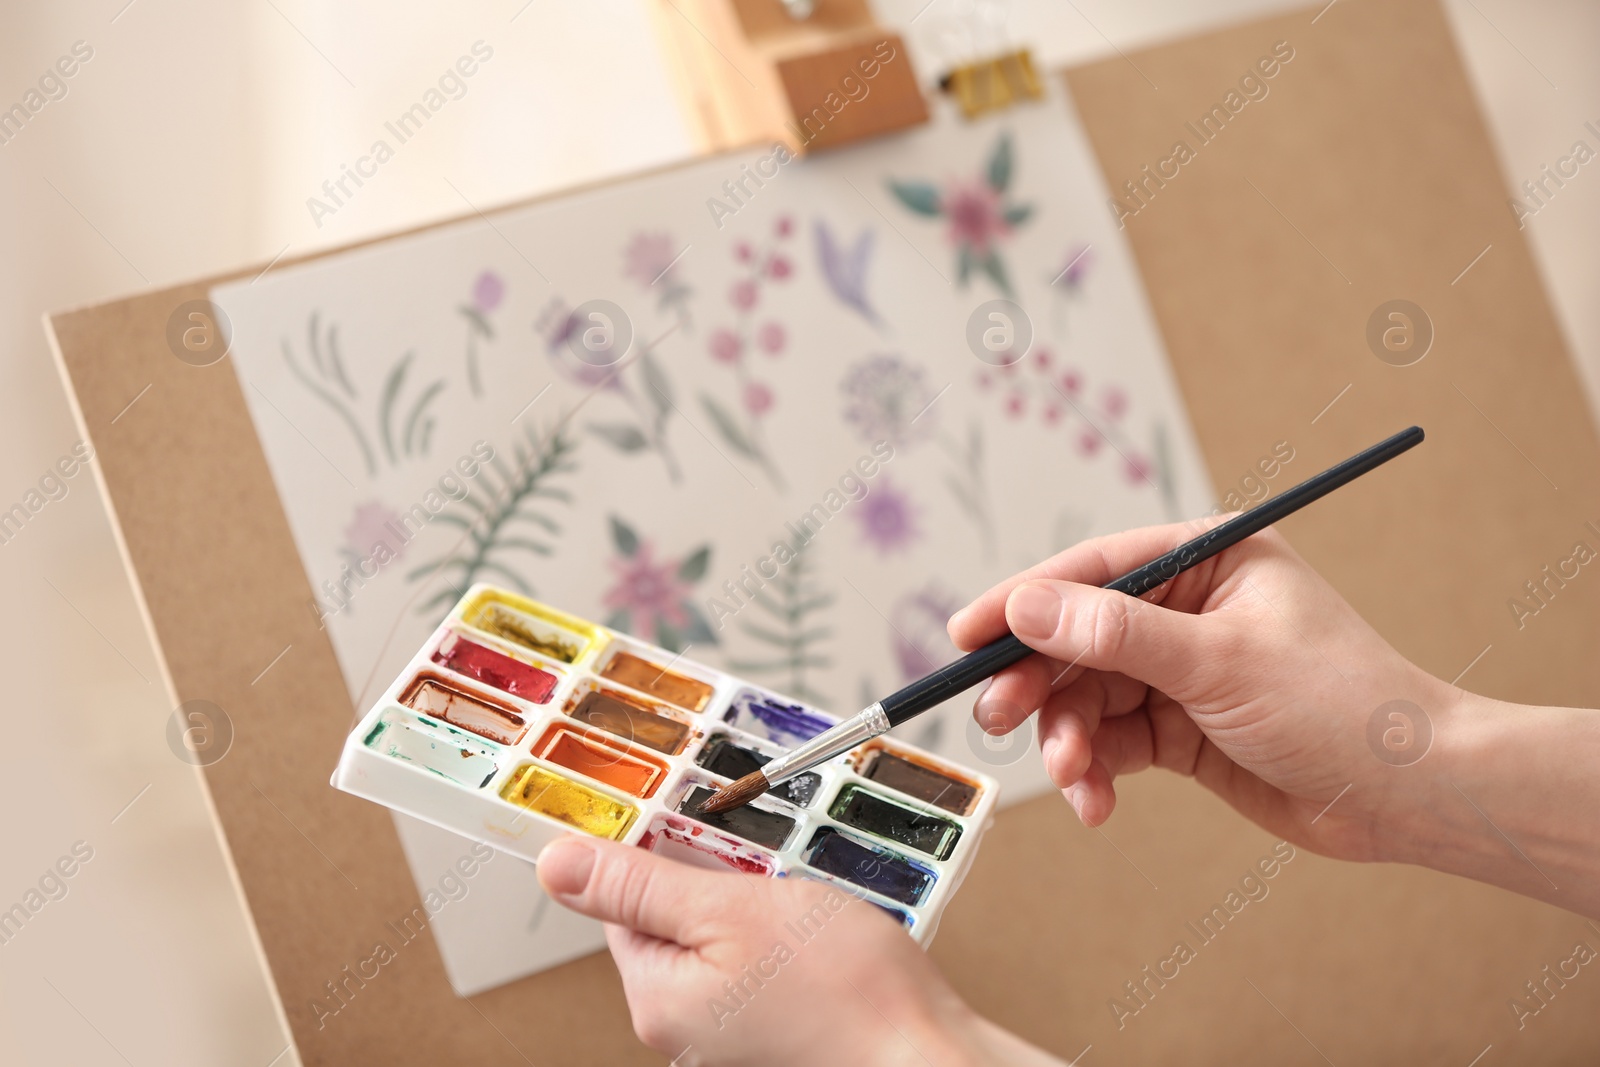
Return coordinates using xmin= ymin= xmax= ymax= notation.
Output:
xmin=1064 ymin=784 xmax=1088 ymax=821
xmin=1041 ymin=737 xmax=1061 ymax=777
xmin=537 ymin=837 xmax=596 ymax=896
xmin=1009 ymin=583 xmax=1062 ymax=640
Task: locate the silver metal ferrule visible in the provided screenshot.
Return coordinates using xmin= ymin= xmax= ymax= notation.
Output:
xmin=760 ymin=703 xmax=889 ymax=787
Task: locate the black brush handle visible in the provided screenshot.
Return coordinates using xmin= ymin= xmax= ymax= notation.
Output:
xmin=878 ymin=425 xmax=1424 ymax=727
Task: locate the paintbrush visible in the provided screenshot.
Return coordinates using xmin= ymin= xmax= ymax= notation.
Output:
xmin=699 ymin=425 xmax=1425 ymax=815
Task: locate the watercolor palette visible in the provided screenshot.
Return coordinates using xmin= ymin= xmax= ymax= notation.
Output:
xmin=333 ymin=584 xmax=999 ymax=942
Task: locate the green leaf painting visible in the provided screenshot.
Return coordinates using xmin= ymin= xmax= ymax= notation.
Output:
xmin=282 ymin=312 xmax=447 ymax=477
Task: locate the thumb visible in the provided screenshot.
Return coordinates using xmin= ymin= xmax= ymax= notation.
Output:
xmin=1005 ymin=580 xmax=1217 ymax=699
xmin=537 ymin=834 xmax=730 ymax=946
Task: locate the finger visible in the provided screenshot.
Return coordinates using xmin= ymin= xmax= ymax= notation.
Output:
xmin=971 ymin=652 xmax=1071 ymax=735
xmin=1037 ymin=670 xmax=1147 ymax=786
xmin=537 ymin=835 xmax=734 ymax=947
xmin=1004 ymin=580 xmax=1223 ymax=702
xmin=947 ymin=517 xmax=1231 ymax=650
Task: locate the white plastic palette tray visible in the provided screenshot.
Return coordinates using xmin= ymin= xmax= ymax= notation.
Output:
xmin=332 ymin=584 xmax=999 ymax=939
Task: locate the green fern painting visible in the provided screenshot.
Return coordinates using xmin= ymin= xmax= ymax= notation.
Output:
xmin=726 ymin=536 xmax=834 ymax=707
xmin=405 ymin=427 xmax=577 ymax=614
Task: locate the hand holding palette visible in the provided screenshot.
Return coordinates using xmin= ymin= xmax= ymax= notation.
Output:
xmin=333 ymin=585 xmax=999 ymax=946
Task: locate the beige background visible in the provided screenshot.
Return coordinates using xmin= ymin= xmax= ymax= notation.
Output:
xmin=5 ymin=1 xmax=1600 ymax=1064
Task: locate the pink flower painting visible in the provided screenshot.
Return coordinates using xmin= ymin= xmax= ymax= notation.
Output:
xmin=976 ymin=344 xmax=1164 ymax=491
xmin=700 ymin=214 xmax=795 ymax=490
xmin=601 ymin=515 xmax=715 ymax=652
xmin=887 ymin=132 xmax=1033 ymax=297
xmin=459 ymin=269 xmax=504 ymax=396
xmin=624 ymin=231 xmax=693 ymax=332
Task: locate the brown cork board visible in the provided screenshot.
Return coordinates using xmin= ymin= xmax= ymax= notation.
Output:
xmin=46 ymin=1 xmax=1600 ymax=1063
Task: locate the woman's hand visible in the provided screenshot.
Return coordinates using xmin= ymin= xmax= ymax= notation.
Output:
xmin=948 ymin=520 xmax=1456 ymax=864
xmin=537 ymin=835 xmax=1062 ymax=1066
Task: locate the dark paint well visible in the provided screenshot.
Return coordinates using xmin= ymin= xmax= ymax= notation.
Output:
xmin=863 ymin=750 xmax=978 ymax=815
xmin=569 ymin=690 xmax=690 ymax=754
xmin=696 ymin=735 xmax=821 ymax=807
xmin=802 ymin=827 xmax=936 ymax=907
xmin=679 ymin=786 xmax=797 ymax=851
xmin=830 ymin=785 xmax=962 ymax=860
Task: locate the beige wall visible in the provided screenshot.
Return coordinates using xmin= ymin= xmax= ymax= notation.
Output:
xmin=0 ymin=1 xmax=1594 ymax=1063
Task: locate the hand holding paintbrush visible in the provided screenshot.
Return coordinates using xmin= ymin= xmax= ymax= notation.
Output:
xmin=701 ymin=426 xmax=1425 ymax=814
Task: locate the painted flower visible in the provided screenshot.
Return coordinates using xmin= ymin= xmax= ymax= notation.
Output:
xmin=343 ymin=501 xmax=407 ymax=562
xmin=757 ymin=321 xmax=785 ymax=354
xmin=1103 ymin=387 xmax=1128 ymax=419
xmin=943 ymin=180 xmax=1009 ymax=255
xmin=1052 ymin=243 xmax=1094 ymax=290
xmin=887 ymin=132 xmax=1033 ymax=297
xmin=538 ymin=299 xmax=622 ymax=390
xmin=601 ymin=515 xmax=715 ymax=651
xmin=730 ymin=279 xmax=759 ymax=310
xmin=767 ymin=254 xmax=793 ymax=280
xmin=735 ymin=241 xmax=754 ymax=263
xmin=856 ymin=478 xmax=919 ymax=555
xmin=604 ymin=543 xmax=689 ymax=636
xmin=623 ymin=230 xmax=694 ymax=332
xmin=744 ymin=382 xmax=773 ymax=416
xmin=471 ymin=270 xmax=504 ymax=314
xmin=1078 ymin=429 xmax=1102 ymax=456
xmin=839 ymin=354 xmax=936 ymax=446
xmin=624 ymin=232 xmax=679 ymax=288
xmin=709 ymin=328 xmax=742 ymax=364
xmin=775 ymin=215 xmax=794 ymax=238
xmin=889 ymin=583 xmax=964 ymax=681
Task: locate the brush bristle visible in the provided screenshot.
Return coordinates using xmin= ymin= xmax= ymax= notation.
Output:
xmin=698 ymin=771 xmax=769 ymax=814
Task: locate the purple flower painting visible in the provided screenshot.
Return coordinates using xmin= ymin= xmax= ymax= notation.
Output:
xmin=887 ymin=132 xmax=1033 ymax=297
xmin=856 ymin=478 xmax=919 ymax=555
xmin=838 ymin=354 xmax=935 ymax=447
xmin=459 ymin=269 xmax=504 ymax=397
xmin=601 ymin=514 xmax=715 ymax=652
xmin=624 ymin=231 xmax=693 ymax=332
xmin=536 ymin=296 xmax=684 ymax=483
xmin=815 ymin=220 xmax=879 ymax=326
